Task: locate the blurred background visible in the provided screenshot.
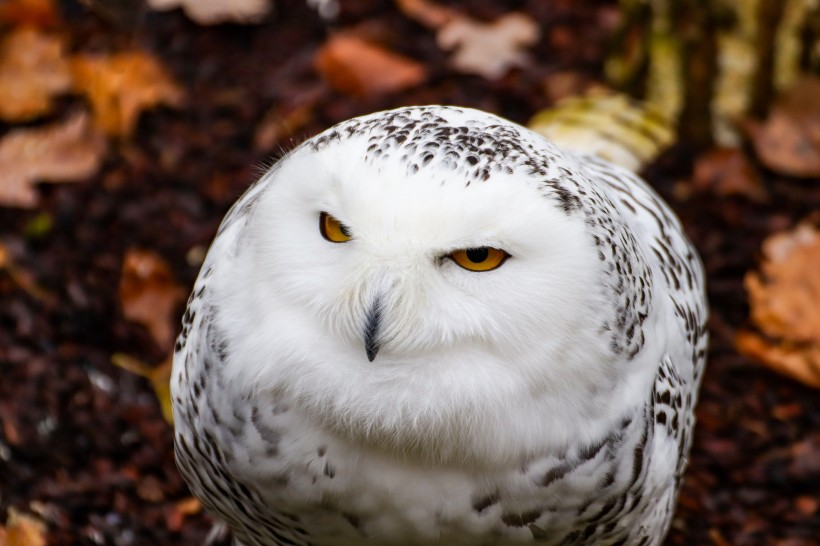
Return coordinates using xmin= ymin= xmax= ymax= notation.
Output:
xmin=0 ymin=0 xmax=818 ymax=544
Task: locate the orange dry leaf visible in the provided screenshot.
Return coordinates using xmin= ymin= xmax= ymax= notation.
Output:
xmin=119 ymin=248 xmax=185 ymax=351
xmin=315 ymin=34 xmax=426 ymax=97
xmin=736 ymin=221 xmax=820 ymax=388
xmin=71 ymin=52 xmax=184 ymax=137
xmin=0 ymin=28 xmax=72 ymax=122
xmin=2 ymin=508 xmax=46 ymax=546
xmin=0 ymin=112 xmax=107 ymax=208
xmin=746 ymin=77 xmax=820 ymax=178
xmin=0 ymin=0 xmax=60 ymax=27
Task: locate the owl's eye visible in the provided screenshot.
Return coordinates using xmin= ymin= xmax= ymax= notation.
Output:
xmin=449 ymin=247 xmax=509 ymax=272
xmin=320 ymin=212 xmax=352 ymax=243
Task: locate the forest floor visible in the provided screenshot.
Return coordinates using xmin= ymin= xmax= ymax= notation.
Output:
xmin=1 ymin=0 xmax=818 ymax=545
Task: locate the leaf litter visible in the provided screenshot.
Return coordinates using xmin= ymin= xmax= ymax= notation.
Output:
xmin=71 ymin=51 xmax=185 ymax=137
xmin=736 ymin=220 xmax=820 ymax=388
xmin=0 ymin=27 xmax=72 ymax=122
xmin=0 ymin=112 xmax=106 ymax=208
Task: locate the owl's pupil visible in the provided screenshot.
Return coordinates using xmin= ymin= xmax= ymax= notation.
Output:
xmin=466 ymin=247 xmax=489 ymax=263
xmin=339 ymin=223 xmax=351 ymax=237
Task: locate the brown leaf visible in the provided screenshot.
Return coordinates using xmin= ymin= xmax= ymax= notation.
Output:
xmin=0 ymin=28 xmax=72 ymax=122
xmin=0 ymin=0 xmax=61 ymax=27
xmin=0 ymin=112 xmax=107 ymax=208
xmin=118 ymin=249 xmax=185 ymax=351
xmin=315 ymin=34 xmax=426 ymax=97
xmin=146 ymin=0 xmax=270 ymax=25
xmin=691 ymin=147 xmax=768 ymax=202
xmin=436 ymin=12 xmax=540 ymax=79
xmin=736 ymin=221 xmax=820 ymax=388
xmin=3 ymin=509 xmax=46 ymax=546
xmin=71 ymin=51 xmax=185 ymax=137
xmin=746 ymin=77 xmax=820 ymax=178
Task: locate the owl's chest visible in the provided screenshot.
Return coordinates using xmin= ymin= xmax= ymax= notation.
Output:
xmin=174 ymin=374 xmax=673 ymax=546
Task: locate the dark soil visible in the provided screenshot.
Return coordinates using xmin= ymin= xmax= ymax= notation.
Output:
xmin=1 ymin=1 xmax=818 ymax=545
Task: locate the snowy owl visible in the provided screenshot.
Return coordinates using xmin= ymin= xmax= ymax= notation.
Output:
xmin=171 ymin=106 xmax=708 ymax=546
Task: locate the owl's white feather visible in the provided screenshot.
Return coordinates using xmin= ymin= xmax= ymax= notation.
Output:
xmin=172 ymin=106 xmax=707 ymax=546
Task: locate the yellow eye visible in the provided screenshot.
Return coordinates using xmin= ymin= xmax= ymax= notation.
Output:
xmin=320 ymin=212 xmax=352 ymax=243
xmin=450 ymin=247 xmax=509 ymax=272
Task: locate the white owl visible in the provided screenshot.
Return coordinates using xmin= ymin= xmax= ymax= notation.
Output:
xmin=171 ymin=106 xmax=708 ymax=546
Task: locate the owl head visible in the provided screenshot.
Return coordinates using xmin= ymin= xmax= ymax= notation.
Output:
xmin=212 ymin=106 xmax=656 ymax=466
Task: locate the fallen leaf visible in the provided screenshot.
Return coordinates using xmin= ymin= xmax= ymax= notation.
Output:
xmin=315 ymin=34 xmax=426 ymax=97
xmin=0 ymin=28 xmax=72 ymax=122
xmin=0 ymin=0 xmax=60 ymax=27
xmin=71 ymin=51 xmax=184 ymax=137
xmin=436 ymin=12 xmax=539 ymax=79
xmin=746 ymin=77 xmax=820 ymax=178
xmin=0 ymin=112 xmax=107 ymax=208
xmin=112 ymin=353 xmax=174 ymax=423
xmin=3 ymin=508 xmax=46 ymax=546
xmin=736 ymin=221 xmax=820 ymax=388
xmin=146 ymin=0 xmax=270 ymax=25
xmin=691 ymin=148 xmax=768 ymax=202
xmin=118 ymin=248 xmax=185 ymax=351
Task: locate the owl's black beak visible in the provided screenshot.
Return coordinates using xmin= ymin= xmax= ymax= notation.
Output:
xmin=364 ymin=297 xmax=382 ymax=362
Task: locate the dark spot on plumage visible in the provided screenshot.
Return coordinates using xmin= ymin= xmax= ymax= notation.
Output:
xmin=580 ymin=435 xmax=608 ymax=461
xmin=541 ymin=462 xmax=572 ymax=487
xmin=501 ymin=510 xmax=541 ymax=527
xmin=342 ymin=512 xmax=361 ymax=530
xmin=323 ymin=462 xmax=335 ymax=478
xmin=251 ymin=406 xmax=281 ymax=448
xmin=472 ymin=492 xmax=500 ymax=513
